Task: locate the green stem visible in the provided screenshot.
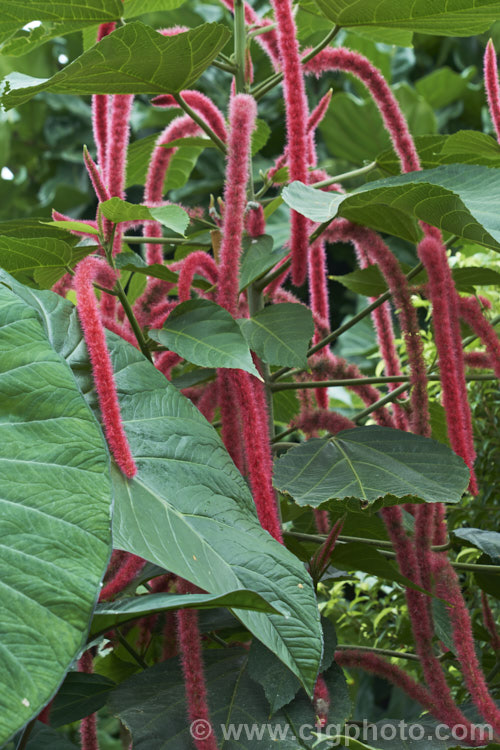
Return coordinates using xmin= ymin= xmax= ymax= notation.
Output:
xmin=123 ymin=236 xmax=211 ymax=247
xmin=248 ymin=22 xmax=278 ymax=39
xmin=271 ymin=373 xmax=498 ymax=392
xmin=311 ymin=161 xmax=377 ymax=189
xmin=234 ymin=0 xmax=247 ymax=94
xmin=213 ymin=58 xmax=238 ymax=74
xmin=335 ymin=644 xmax=421 ymax=662
xmin=252 ymin=25 xmax=341 ymax=100
xmin=114 ymin=279 xmax=152 ymax=362
xmin=285 ymin=530 xmax=449 ymax=553
xmin=173 ymin=93 xmax=227 ymax=153
xmin=116 ymin=630 xmax=148 ymax=669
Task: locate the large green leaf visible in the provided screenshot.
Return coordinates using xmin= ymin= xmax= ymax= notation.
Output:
xmin=311 ymin=0 xmax=500 ymax=36
xmin=0 ymin=0 xmax=122 ymax=45
xmin=239 ymin=235 xmax=288 ymax=291
xmin=1 ymin=22 xmax=232 ymax=110
xmin=273 ymin=427 xmax=469 ymax=512
xmin=50 ymin=672 xmax=116 ymax=728
xmin=238 ymin=303 xmax=314 ymax=369
xmin=149 ymin=299 xmax=262 ymax=378
xmin=0 ymin=274 xmax=112 ymax=744
xmin=452 ymin=528 xmax=500 ymax=562
xmin=91 ymin=589 xmax=284 ymax=638
xmin=282 ymin=165 xmax=500 ymax=250
xmin=3 ymin=277 xmax=322 ymax=695
xmin=108 ymin=648 xmax=350 ymax=748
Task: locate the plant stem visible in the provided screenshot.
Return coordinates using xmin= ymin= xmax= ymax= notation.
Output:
xmin=116 ymin=630 xmax=148 ymax=669
xmin=234 ymin=0 xmax=247 ymax=94
xmin=248 ymin=22 xmax=278 ymax=39
xmin=173 ymin=93 xmax=227 ymax=153
xmin=114 ymin=279 xmax=153 ymax=361
xmin=123 ymin=236 xmax=211 ymax=247
xmin=311 ymin=161 xmax=377 ymax=189
xmin=213 ymin=58 xmax=238 ymax=74
xmin=335 ymin=644 xmax=421 ymax=662
xmin=271 ymin=374 xmax=498 ymax=392
xmin=285 ymin=530 xmax=452 ymax=553
xmin=252 ymin=25 xmax=341 ymax=100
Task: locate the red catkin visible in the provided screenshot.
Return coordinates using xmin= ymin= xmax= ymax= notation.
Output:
xmin=176 ymin=579 xmax=218 ymax=750
xmin=304 ymin=48 xmax=420 ymax=174
xmin=92 ymin=23 xmax=116 ymax=174
xmin=245 ymin=203 xmax=266 ymax=238
xmin=464 ymin=351 xmax=493 ymax=369
xmin=418 ymin=237 xmax=477 ymax=492
xmin=218 ymin=370 xmax=247 ymax=473
xmin=78 ymin=651 xmax=99 ymax=750
xmin=152 ymin=90 xmax=228 ymax=143
xmin=99 ymin=553 xmax=145 ymax=601
xmin=313 ymin=675 xmax=330 ymax=728
xmin=270 ymin=0 xmax=309 ymax=285
xmin=325 ymin=220 xmax=429 ymax=436
xmin=291 ymin=408 xmax=355 ymax=436
xmin=216 ymin=94 xmax=256 ymax=315
xmin=432 ymin=556 xmax=500 ymax=734
xmin=178 ymin=251 xmax=218 ymax=302
xmin=459 ymin=296 xmax=500 ymax=378
xmin=481 ymin=592 xmax=500 ymax=652
xmin=484 ymin=40 xmax=500 ymax=143
xmin=83 ymin=146 xmax=111 ymax=205
xmin=74 ymin=257 xmax=137 ymax=478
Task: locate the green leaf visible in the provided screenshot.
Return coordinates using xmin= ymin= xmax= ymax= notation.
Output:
xmin=0 ymin=233 xmax=94 ymax=289
xmin=1 ymin=22 xmax=232 ymax=110
xmin=0 ymin=274 xmax=112 ymax=744
xmin=239 ymin=235 xmax=288 ymax=291
xmin=123 ymin=0 xmax=187 ymax=17
xmin=44 ymin=220 xmax=100 ymax=235
xmin=452 ymin=528 xmax=500 ymax=562
xmin=252 ymin=118 xmax=271 ymax=156
xmin=282 ymin=165 xmax=500 ymax=251
xmin=415 ymin=67 xmax=472 ymax=109
xmin=273 ymin=426 xmax=470 ymax=512
xmin=100 ymin=198 xmax=189 ymax=235
xmin=238 ymin=303 xmax=314 ymax=369
xmin=108 ymin=648 xmax=349 ymax=748
xmin=311 ymin=0 xmax=500 ymax=36
xmin=91 ymin=589 xmax=284 ymax=638
xmin=114 ymin=253 xmax=179 ymax=285
xmin=376 ymin=132 xmax=500 ymax=175
xmin=474 ymin=555 xmax=500 ymax=601
xmin=50 ymin=672 xmax=116 ymax=728
xmin=24 ymin=723 xmax=79 ymax=750
xmin=0 ymin=0 xmax=122 ymax=45
xmin=149 ymin=299 xmax=262 ymax=378
xmin=431 ymin=599 xmax=456 ymax=654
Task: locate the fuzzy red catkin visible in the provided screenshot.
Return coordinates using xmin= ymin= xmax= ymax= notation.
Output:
xmin=418 ymin=237 xmax=477 ymax=492
xmin=216 ymin=94 xmax=257 ymax=315
xmin=83 ymin=146 xmax=111 ymax=205
xmin=176 ymin=579 xmax=218 ymax=750
xmin=91 ymin=23 xmax=116 ymax=175
xmin=74 ymin=257 xmax=137 ymax=478
xmin=99 ymin=553 xmax=145 ymax=601
xmin=313 ymin=674 xmax=330 ymax=727
xmin=79 ymin=651 xmax=99 ymax=750
xmin=459 ymin=295 xmax=500 ymax=378
xmin=151 ymin=90 xmax=228 ymax=143
xmin=325 ymin=220 xmax=429 ymax=436
xmin=481 ymin=592 xmax=500 ymax=652
xmin=381 ymin=507 xmax=478 ymax=736
xmin=464 ymin=351 xmax=493 ymax=369
xmin=218 ymin=370 xmax=247 ymax=473
xmin=432 ymin=556 xmax=500 ymax=734
xmin=269 ymin=0 xmax=310 ymax=285
xmin=178 ymin=251 xmax=218 ymax=302
xmin=291 ymin=408 xmax=355 ymax=436
xmin=245 ymin=204 xmax=266 ymax=238
xmin=304 ymin=47 xmax=420 ymax=174
xmin=484 ymin=40 xmax=500 ymax=143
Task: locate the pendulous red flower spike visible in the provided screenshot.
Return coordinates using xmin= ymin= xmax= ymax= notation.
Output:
xmin=432 ymin=555 xmax=500 ymax=734
xmin=178 ymin=251 xmax=218 ymax=302
xmin=99 ymin=553 xmax=145 ymax=601
xmin=484 ymin=39 xmax=500 ymax=143
xmin=176 ymin=579 xmax=218 ymax=750
xmin=304 ymin=47 xmax=420 ymax=174
xmin=418 ymin=236 xmax=477 ymax=492
xmin=151 ymin=90 xmax=228 ymax=143
xmin=291 ymin=408 xmax=355 ymax=436
xmin=74 ymin=256 xmax=137 ymax=478
xmin=91 ymin=23 xmax=116 ymax=174
xmin=216 ymin=94 xmax=257 ymax=316
xmin=83 ymin=145 xmax=111 ymax=204
xmin=313 ymin=674 xmax=330 ymax=728
xmin=78 ymin=651 xmax=100 ymax=750
xmin=459 ymin=295 xmax=500 ymax=378
xmin=269 ymin=0 xmax=310 ymax=285
xmin=245 ymin=203 xmax=266 ymax=238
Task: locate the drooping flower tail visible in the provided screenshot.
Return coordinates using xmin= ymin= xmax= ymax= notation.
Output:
xmin=74 ymin=256 xmax=137 ymax=478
